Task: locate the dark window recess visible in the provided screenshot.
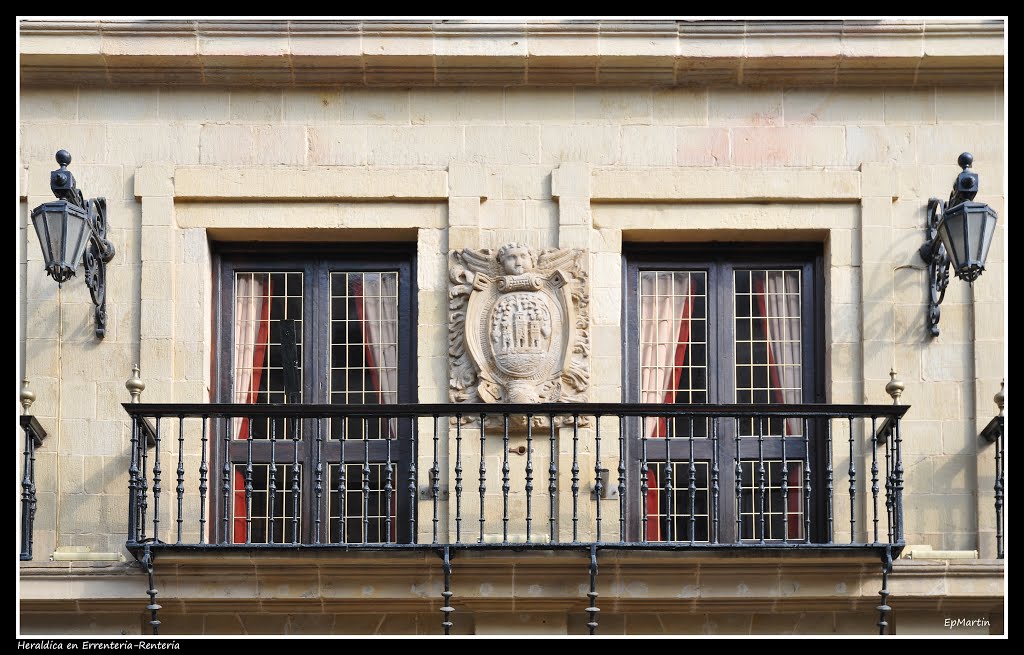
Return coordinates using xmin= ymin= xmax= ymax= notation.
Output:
xmin=214 ymin=246 xmax=416 ymax=545
xmin=624 ymin=244 xmax=825 ymax=543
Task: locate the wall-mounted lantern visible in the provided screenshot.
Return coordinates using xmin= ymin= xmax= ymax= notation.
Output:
xmin=30 ymin=150 xmax=115 ymax=338
xmin=919 ymin=152 xmax=998 ymax=338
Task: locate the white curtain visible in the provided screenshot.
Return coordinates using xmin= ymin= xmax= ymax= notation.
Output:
xmin=763 ymin=271 xmax=801 ymax=435
xmin=360 ymin=273 xmax=399 ymax=405
xmin=639 ymin=272 xmax=692 ymax=440
xmin=233 ymin=274 xmax=270 ymax=438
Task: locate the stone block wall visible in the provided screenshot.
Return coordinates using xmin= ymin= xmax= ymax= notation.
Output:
xmin=19 ymin=84 xmax=1005 ymax=561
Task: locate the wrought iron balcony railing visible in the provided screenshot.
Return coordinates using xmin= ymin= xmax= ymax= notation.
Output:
xmin=122 ymin=401 xmax=908 ymax=635
xmin=20 ymin=415 xmax=48 ymax=561
xmin=122 ymin=402 xmax=907 ymax=552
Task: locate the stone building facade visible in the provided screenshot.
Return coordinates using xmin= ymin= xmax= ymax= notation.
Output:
xmin=17 ymin=19 xmax=1005 ymax=636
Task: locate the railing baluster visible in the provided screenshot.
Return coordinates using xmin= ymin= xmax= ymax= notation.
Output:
xmin=571 ymin=414 xmax=580 ymax=542
xmin=479 ymin=413 xmax=486 ymax=544
xmin=28 ymin=427 xmax=37 ymax=555
xmin=221 ymin=416 xmax=230 ymax=544
xmin=884 ymin=428 xmax=893 ymax=544
xmin=688 ymin=416 xmax=696 ymax=546
xmin=198 ymin=416 xmax=208 ymax=545
xmin=291 ymin=416 xmax=300 ymax=544
xmin=525 ymin=416 xmax=534 ymax=543
xmin=314 ymin=416 xmax=323 ymax=545
xmin=408 ymin=417 xmax=417 ymax=545
xmin=594 ymin=415 xmax=602 ymax=543
xmin=268 ymin=418 xmax=277 ymax=544
xmin=549 ymin=416 xmax=557 ymax=544
xmin=995 ymin=424 xmax=1004 ymax=558
xmin=640 ymin=416 xmax=649 ymax=543
xmin=848 ymin=415 xmax=856 ymax=543
xmin=825 ymin=418 xmax=834 ymax=544
xmin=803 ymin=417 xmax=811 ymax=543
xmin=711 ymin=417 xmax=719 ymax=545
xmin=664 ymin=417 xmax=674 ymax=542
xmin=781 ymin=420 xmax=788 ymax=544
xmin=618 ymin=415 xmax=626 ymax=543
xmin=245 ymin=417 xmax=253 ymax=545
xmin=734 ymin=417 xmax=742 ymax=543
xmin=127 ymin=416 xmax=139 ymax=546
xmin=175 ymin=416 xmax=185 ymax=545
xmin=431 ymin=415 xmax=440 ymax=545
xmin=756 ymin=416 xmax=765 ymax=544
xmin=870 ymin=416 xmax=879 ymax=544
xmin=141 ymin=420 xmax=150 ymax=543
xmin=362 ymin=417 xmax=370 ymax=544
xmin=385 ymin=416 xmax=394 ymax=544
xmin=893 ymin=418 xmax=904 ymax=542
xmin=337 ymin=419 xmax=346 ymax=544
xmin=455 ymin=415 xmax=463 ymax=544
xmin=502 ymin=414 xmax=510 ymax=543
xmin=152 ymin=417 xmax=162 ymax=544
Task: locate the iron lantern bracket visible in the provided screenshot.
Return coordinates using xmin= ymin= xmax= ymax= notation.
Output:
xmin=919 ymin=197 xmax=950 ymax=339
xmin=83 ymin=197 xmax=115 ymax=338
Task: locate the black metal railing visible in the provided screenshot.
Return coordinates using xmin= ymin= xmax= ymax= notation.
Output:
xmin=122 ymin=401 xmax=909 ymax=636
xmin=981 ymin=414 xmax=1005 ymax=559
xmin=122 ymin=402 xmax=907 ymax=551
xmin=20 ymin=415 xmax=48 ymax=561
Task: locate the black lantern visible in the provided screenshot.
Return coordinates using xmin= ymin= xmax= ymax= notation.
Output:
xmin=29 ymin=150 xmax=116 ymax=338
xmin=918 ymin=152 xmax=998 ymax=338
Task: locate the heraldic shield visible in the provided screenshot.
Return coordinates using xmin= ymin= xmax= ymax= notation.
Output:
xmin=448 ymin=243 xmax=590 ymax=406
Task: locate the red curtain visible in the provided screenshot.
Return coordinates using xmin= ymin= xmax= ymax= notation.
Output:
xmin=644 ymin=279 xmax=694 ymax=541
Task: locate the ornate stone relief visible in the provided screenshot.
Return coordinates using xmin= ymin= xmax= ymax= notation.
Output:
xmin=449 ymin=243 xmax=590 ymax=407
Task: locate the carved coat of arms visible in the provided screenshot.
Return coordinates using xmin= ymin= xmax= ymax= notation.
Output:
xmin=449 ymin=243 xmax=590 ymax=405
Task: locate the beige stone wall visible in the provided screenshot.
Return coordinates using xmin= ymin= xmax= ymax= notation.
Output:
xmin=19 ymin=85 xmax=1004 ymax=600
xmin=19 ymin=81 xmax=1003 ymax=556
xmin=17 ymin=553 xmax=1004 ymax=635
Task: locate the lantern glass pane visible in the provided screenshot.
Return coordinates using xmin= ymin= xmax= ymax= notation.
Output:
xmin=30 ymin=207 xmax=53 ymax=266
xmin=977 ymin=208 xmax=997 ymax=266
xmin=44 ymin=208 xmax=67 ymax=268
xmin=938 ymin=208 xmax=967 ymax=270
xmin=64 ymin=207 xmax=90 ymax=271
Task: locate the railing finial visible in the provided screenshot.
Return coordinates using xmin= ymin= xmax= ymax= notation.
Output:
xmin=885 ymin=369 xmax=904 ymax=405
xmin=127 ymin=365 xmax=145 ymax=403
xmin=995 ymin=379 xmax=1004 ymax=416
xmin=20 ymin=379 xmax=36 ymax=414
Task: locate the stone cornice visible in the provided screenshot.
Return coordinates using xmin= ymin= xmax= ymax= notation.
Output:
xmin=19 ymin=19 xmax=1004 ymax=87
xmin=19 ymin=551 xmax=1004 ymax=615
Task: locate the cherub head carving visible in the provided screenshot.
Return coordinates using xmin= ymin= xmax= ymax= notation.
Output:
xmin=497 ymin=243 xmax=534 ymax=276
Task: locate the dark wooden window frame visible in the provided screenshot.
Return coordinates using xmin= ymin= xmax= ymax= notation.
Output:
xmin=622 ymin=243 xmax=826 ymax=543
xmin=211 ymin=242 xmax=418 ymax=544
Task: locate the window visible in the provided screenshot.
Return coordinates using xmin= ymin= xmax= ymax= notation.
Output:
xmin=624 ymin=245 xmax=824 ymax=543
xmin=215 ymin=246 xmax=416 ymax=544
